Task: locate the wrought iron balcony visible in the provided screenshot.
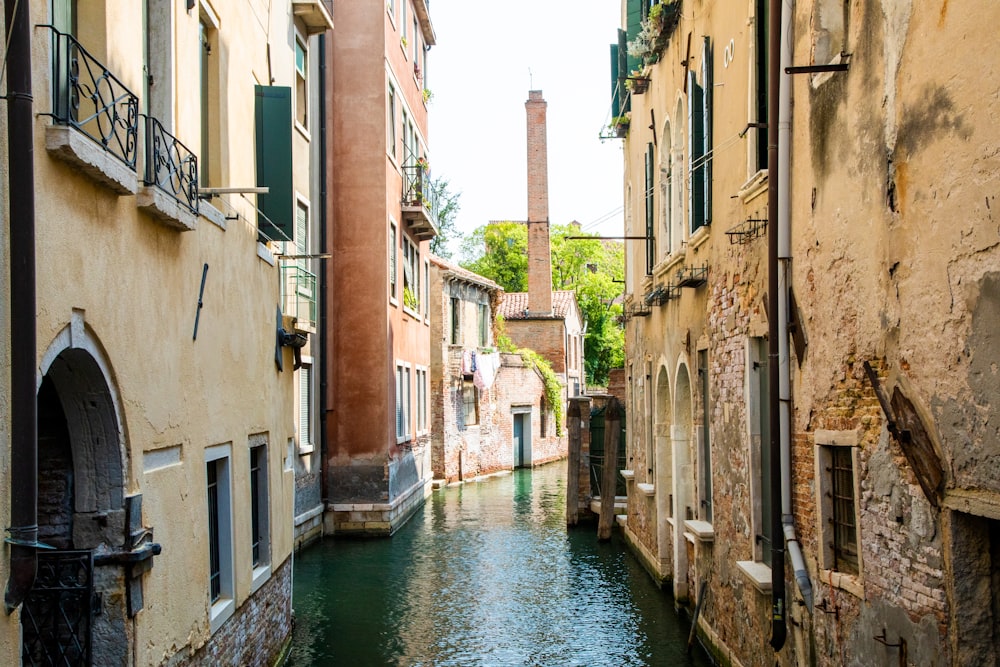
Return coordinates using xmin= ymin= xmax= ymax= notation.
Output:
xmin=143 ymin=115 xmax=199 ymax=215
xmin=47 ymin=26 xmax=139 ymax=170
xmin=280 ymin=264 xmax=317 ymax=333
xmin=401 ymin=161 xmax=439 ymax=241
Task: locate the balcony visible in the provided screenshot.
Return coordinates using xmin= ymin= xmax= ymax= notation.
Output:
xmin=281 ymin=264 xmax=317 ymax=333
xmin=292 ymin=0 xmax=335 ymax=35
xmin=44 ymin=26 xmax=139 ymax=194
xmin=139 ymin=116 xmax=199 ymax=231
xmin=401 ymin=161 xmax=439 ymax=241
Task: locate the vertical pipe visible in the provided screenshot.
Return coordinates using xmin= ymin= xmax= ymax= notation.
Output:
xmin=318 ymin=32 xmax=329 ymax=508
xmin=4 ymin=0 xmax=39 ymax=614
xmin=767 ymin=0 xmax=787 ymax=651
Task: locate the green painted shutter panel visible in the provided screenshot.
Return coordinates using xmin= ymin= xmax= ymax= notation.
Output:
xmin=610 ymin=44 xmax=621 ymax=119
xmin=618 ymin=29 xmax=630 ymax=114
xmin=295 ymin=204 xmax=308 ymax=255
xmin=702 ymin=37 xmax=713 ymax=226
xmin=626 ymin=0 xmax=643 ymax=75
xmin=299 ymin=366 xmax=311 ymax=447
xmin=254 ymin=85 xmax=294 ymax=242
xmin=645 ymin=142 xmax=654 ymax=274
xmin=688 ymin=70 xmax=705 ymax=234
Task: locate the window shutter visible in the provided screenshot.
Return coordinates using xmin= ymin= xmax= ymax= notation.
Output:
xmin=299 ymin=367 xmax=311 ymax=447
xmin=626 ymin=0 xmax=643 ymax=75
xmin=254 ymin=85 xmax=294 ymax=242
xmin=687 ymin=70 xmax=705 ymax=234
xmin=610 ymin=44 xmax=621 ymax=119
xmin=645 ymin=142 xmax=654 ymax=274
xmin=296 ymin=204 xmax=308 ymax=256
xmin=618 ymin=29 xmax=631 ymax=114
xmin=702 ymin=37 xmax=713 ymax=227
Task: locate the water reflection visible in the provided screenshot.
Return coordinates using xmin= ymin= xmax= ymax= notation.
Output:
xmin=290 ymin=464 xmax=713 ymax=666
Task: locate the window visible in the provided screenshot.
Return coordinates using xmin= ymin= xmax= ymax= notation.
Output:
xmin=415 ymin=367 xmax=428 ymax=433
xmin=462 ymin=379 xmax=479 ymax=427
xmin=396 ymin=363 xmax=411 ymax=440
xmin=754 ymin=0 xmax=769 ymax=172
xmin=698 ymin=350 xmax=713 ymax=522
xmin=540 ymin=398 xmax=548 ymax=438
xmin=412 ymin=18 xmax=419 ymax=61
xmin=400 ymin=0 xmax=408 ymax=47
xmin=750 ymin=337 xmax=771 ymax=565
xmin=249 ymin=443 xmax=269 ymax=570
xmin=816 ymin=433 xmax=860 ymax=578
xmin=424 ymin=260 xmax=430 ymax=319
xmin=477 ymin=303 xmax=489 ymax=347
xmin=645 ymin=142 xmax=654 ymax=274
xmin=389 ymin=222 xmax=398 ymax=301
xmin=205 ymin=444 xmax=233 ymax=631
xmin=450 ymin=297 xmax=460 ymax=344
xmin=387 ymin=83 xmax=397 ymax=161
xmin=198 ymin=15 xmax=216 ymax=187
xmin=401 ymin=109 xmax=410 ymax=163
xmin=687 ymin=66 xmax=707 ymax=234
xmin=402 ymin=236 xmax=419 ymax=312
xmin=295 ymin=35 xmax=308 ymax=130
xmin=298 ymin=364 xmax=312 ymax=452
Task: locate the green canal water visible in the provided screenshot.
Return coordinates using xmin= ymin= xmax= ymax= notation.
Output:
xmin=289 ymin=464 xmax=714 ymax=667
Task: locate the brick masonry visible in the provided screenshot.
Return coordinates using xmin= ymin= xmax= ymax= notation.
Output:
xmin=174 ymin=557 xmax=292 ymax=667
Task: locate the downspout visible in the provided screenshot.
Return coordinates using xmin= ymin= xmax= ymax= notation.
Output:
xmin=4 ymin=0 xmax=39 ymax=613
xmin=778 ymin=0 xmax=813 ymax=611
xmin=318 ymin=32 xmax=329 ymax=509
xmin=767 ymin=0 xmax=787 ymax=651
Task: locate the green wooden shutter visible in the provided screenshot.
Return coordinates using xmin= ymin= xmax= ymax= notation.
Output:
xmin=688 ymin=70 xmax=705 ymax=234
xmin=626 ymin=0 xmax=643 ymax=75
xmin=645 ymin=142 xmax=654 ymax=274
xmin=299 ymin=366 xmax=311 ymax=447
xmin=610 ymin=43 xmax=621 ymax=119
xmin=255 ymin=85 xmax=294 ymax=242
xmin=702 ymin=37 xmax=713 ymax=227
xmin=618 ymin=29 xmax=630 ymax=114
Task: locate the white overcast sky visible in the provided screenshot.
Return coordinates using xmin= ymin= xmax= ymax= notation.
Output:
xmin=427 ymin=0 xmax=625 ymax=257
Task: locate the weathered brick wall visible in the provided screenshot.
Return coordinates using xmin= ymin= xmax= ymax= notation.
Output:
xmin=176 ymin=557 xmax=292 ymax=667
xmin=623 ymin=357 xmax=657 ymax=560
xmin=606 ymin=368 xmax=626 ymax=402
xmin=505 ymin=319 xmax=567 ymax=374
xmin=495 ymin=354 xmax=566 ymax=466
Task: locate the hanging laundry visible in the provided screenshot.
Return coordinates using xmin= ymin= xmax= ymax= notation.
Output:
xmin=474 ymin=352 xmax=501 ymax=390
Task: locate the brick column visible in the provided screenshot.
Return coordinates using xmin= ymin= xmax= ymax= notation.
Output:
xmin=525 ymin=90 xmax=552 ymax=315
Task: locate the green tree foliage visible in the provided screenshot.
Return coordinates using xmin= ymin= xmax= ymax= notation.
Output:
xmin=461 ymin=222 xmax=624 ymax=386
xmin=459 ymin=221 xmax=528 ymax=293
xmin=429 ymin=178 xmax=460 ymax=258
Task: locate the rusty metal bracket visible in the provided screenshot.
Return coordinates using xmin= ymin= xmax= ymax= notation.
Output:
xmin=874 ymin=629 xmax=907 ymax=667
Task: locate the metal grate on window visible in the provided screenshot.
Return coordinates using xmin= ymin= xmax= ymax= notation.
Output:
xmin=207 ymin=460 xmax=221 ymax=602
xmin=831 ymin=447 xmax=859 ymax=574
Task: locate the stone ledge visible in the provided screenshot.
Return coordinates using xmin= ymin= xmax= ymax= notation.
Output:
xmin=637 ymin=482 xmax=655 ymax=497
xmin=137 ymin=186 xmax=198 ymax=231
xmin=736 ymin=560 xmax=772 ymax=593
xmin=683 ymin=519 xmax=715 ymax=541
xmin=620 ymin=469 xmax=635 ymax=481
xmin=45 ymin=125 xmax=138 ymax=195
xmin=818 ymin=568 xmax=864 ymax=599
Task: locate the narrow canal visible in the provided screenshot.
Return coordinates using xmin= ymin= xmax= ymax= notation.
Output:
xmin=289 ymin=464 xmax=714 ymax=666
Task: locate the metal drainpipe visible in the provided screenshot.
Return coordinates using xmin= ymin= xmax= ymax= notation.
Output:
xmin=767 ymin=0 xmax=787 ymax=651
xmin=4 ymin=0 xmax=39 ymax=614
xmin=318 ymin=32 xmax=329 ymax=508
xmin=778 ymin=0 xmax=813 ymax=612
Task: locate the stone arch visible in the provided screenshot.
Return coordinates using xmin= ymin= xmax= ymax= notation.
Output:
xmin=671 ymin=359 xmax=694 ymax=600
xmin=31 ymin=311 xmax=131 ymax=666
xmin=654 ymin=363 xmax=674 ymax=575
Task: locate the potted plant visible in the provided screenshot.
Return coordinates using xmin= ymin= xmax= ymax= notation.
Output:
xmin=609 ymin=115 xmax=631 ymax=138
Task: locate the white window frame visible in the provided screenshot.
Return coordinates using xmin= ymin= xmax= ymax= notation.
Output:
xmin=206 ymin=443 xmax=234 ymax=633
xmin=415 ymin=365 xmax=428 ymax=434
xmin=248 ymin=435 xmax=271 ymax=593
xmin=297 ymin=359 xmax=314 ymax=455
xmin=396 ymin=362 xmax=412 ymax=442
xmin=389 ymin=220 xmax=398 ymax=305
xmin=402 ymin=235 xmax=420 ymax=316
xmin=294 ymin=31 xmax=309 ymax=136
xmin=387 ymin=82 xmax=398 ymax=163
xmin=815 ymin=429 xmax=864 ymax=597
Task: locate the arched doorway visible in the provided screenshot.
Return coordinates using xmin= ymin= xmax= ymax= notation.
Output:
xmin=672 ymin=362 xmax=693 ymax=600
xmin=654 ymin=365 xmax=673 ymax=576
xmin=22 ymin=338 xmax=130 ymax=666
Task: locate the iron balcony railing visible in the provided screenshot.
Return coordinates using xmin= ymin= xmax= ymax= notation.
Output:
xmin=401 ymin=161 xmax=441 ymax=230
xmin=47 ymin=26 xmax=139 ymax=169
xmin=280 ymin=264 xmax=317 ymax=330
xmin=143 ymin=115 xmax=199 ymax=214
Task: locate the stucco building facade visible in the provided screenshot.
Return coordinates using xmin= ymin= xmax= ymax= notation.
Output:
xmin=614 ymin=0 xmax=1000 ymax=665
xmin=322 ymin=0 xmax=438 ymax=536
xmin=1 ymin=0 xmax=331 ymax=664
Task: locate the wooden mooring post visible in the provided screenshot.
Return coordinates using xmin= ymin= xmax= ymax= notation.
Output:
xmin=597 ymin=397 xmax=621 ymax=541
xmin=566 ymin=399 xmax=582 ymax=526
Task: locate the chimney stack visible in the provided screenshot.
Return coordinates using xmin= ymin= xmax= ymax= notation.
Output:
xmin=525 ymin=90 xmax=552 ymax=315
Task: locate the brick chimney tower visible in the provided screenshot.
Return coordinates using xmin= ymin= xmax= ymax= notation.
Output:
xmin=525 ymin=90 xmax=553 ymax=315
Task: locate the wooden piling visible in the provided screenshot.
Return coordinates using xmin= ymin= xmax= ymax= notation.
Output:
xmin=566 ymin=399 xmax=581 ymax=526
xmin=597 ymin=397 xmax=621 ymax=541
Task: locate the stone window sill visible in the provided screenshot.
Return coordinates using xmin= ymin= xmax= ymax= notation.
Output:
xmin=200 ymin=201 xmax=227 ymax=230
xmin=738 ymin=169 xmax=768 ymax=203
xmin=683 ymin=519 xmax=715 ymax=542
xmin=250 ymin=564 xmax=271 ymax=595
xmin=819 ymin=568 xmax=864 ymax=599
xmin=736 ymin=560 xmax=772 ymax=593
xmin=137 ymin=186 xmax=198 ymax=231
xmin=209 ymin=597 xmax=235 ymax=634
xmin=46 ymin=125 xmax=138 ymax=196
xmin=620 ymin=469 xmax=635 ymax=481
xmin=636 ymin=482 xmax=655 ymax=497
